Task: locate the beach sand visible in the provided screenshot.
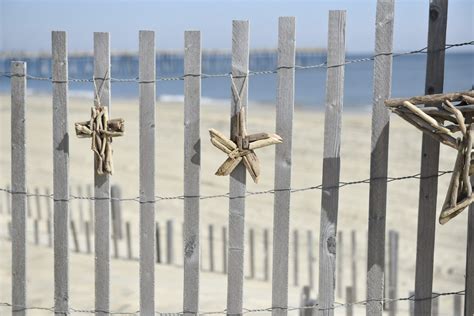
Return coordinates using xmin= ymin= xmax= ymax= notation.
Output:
xmin=0 ymin=94 xmax=469 ymax=315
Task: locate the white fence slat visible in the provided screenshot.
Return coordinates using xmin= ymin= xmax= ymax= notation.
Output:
xmin=183 ymin=29 xmax=201 ymax=316
xmin=94 ymin=32 xmax=111 ymax=316
xmin=227 ymin=20 xmax=249 ymax=315
xmin=366 ymin=0 xmax=394 ymax=314
xmin=139 ymin=29 xmax=156 ymax=315
xmin=11 ymin=60 xmax=27 ymax=316
xmin=52 ymin=30 xmax=70 ymax=315
xmin=414 ymin=1 xmax=448 ymax=314
xmin=317 ymin=10 xmax=346 ymax=316
xmin=272 ymin=16 xmax=295 ymax=316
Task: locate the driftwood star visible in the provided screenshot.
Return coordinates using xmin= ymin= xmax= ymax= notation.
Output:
xmin=75 ymin=106 xmax=124 ymax=175
xmin=209 ymin=108 xmax=282 ymax=183
xmin=386 ymin=90 xmax=474 ymax=224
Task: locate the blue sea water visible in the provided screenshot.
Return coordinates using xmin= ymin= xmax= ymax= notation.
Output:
xmin=0 ymin=52 xmax=472 ymax=110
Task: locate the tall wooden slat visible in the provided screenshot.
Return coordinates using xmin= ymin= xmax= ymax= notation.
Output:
xmin=11 ymin=60 xmax=27 ymax=316
xmin=466 ymin=201 xmax=474 ymax=314
xmin=139 ymin=30 xmax=156 ymax=315
xmin=307 ymin=230 xmax=314 ymax=289
xmin=52 ymin=31 xmax=69 ymax=316
xmin=414 ymin=1 xmax=448 ymax=315
xmin=183 ymin=29 xmax=201 ymax=315
xmin=227 ymin=20 xmax=249 ymax=315
xmin=272 ymin=16 xmax=296 ymax=316
xmin=366 ymin=1 xmax=394 ymax=314
xmin=94 ymin=32 xmax=111 ymax=316
xmin=317 ymin=11 xmax=346 ymax=316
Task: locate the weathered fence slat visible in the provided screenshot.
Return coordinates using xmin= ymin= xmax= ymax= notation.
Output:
xmin=156 ymin=222 xmax=161 ymax=264
xmin=11 ymin=60 xmax=27 ymax=316
xmin=414 ymin=1 xmax=448 ymax=315
xmin=94 ymin=31 xmax=111 ymax=316
xmin=139 ymin=29 xmax=156 ymax=315
xmin=85 ymin=221 xmax=92 ymax=254
xmin=272 ymin=16 xmax=296 ymax=316
xmin=366 ymin=0 xmax=394 ymax=314
xmin=52 ymin=30 xmax=70 ymax=316
xmin=346 ymin=287 xmax=354 ymax=316
xmin=183 ymin=30 xmax=201 ymax=312
xmin=227 ymin=20 xmax=249 ymax=315
xmin=34 ymin=187 xmax=42 ymax=220
xmin=111 ymin=185 xmax=122 ymax=240
xmin=317 ymin=10 xmax=346 ymax=316
xmin=453 ymin=294 xmax=461 ymax=316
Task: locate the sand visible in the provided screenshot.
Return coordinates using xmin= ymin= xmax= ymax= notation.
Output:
xmin=0 ymin=94 xmax=469 ymax=315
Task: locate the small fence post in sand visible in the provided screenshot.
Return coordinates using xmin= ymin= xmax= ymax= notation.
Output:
xmin=209 ymin=224 xmax=215 ymax=272
xmin=166 ymin=220 xmax=174 ymax=264
xmin=34 ymin=219 xmax=39 ymax=245
xmin=263 ymin=228 xmax=269 ymax=282
xmin=70 ymin=220 xmax=80 ymax=253
xmin=85 ymin=221 xmax=92 ymax=254
xmin=345 ymin=286 xmax=353 ymax=316
xmin=126 ymin=221 xmax=132 ymax=259
xmin=222 ymin=226 xmax=227 ymax=274
xmin=388 ymin=230 xmax=398 ymax=316
xmin=156 ymin=222 xmax=161 ymax=264
xmin=307 ymin=230 xmax=314 ymax=289
xmin=249 ymin=228 xmax=255 ymax=279
xmin=350 ymin=230 xmax=357 ymax=301
xmin=293 ymin=229 xmax=299 ymax=286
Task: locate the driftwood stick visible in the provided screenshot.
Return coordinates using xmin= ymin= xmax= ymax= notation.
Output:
xmin=440 ymin=195 xmax=474 ymax=224
xmin=398 ymin=111 xmax=458 ymax=149
xmin=402 ymin=101 xmax=453 ymax=135
xmin=249 ymin=135 xmax=283 ymax=150
xmin=464 ymin=129 xmax=473 ymax=196
xmin=385 ymin=90 xmax=474 ymax=107
xmin=209 ymin=129 xmax=237 ymax=151
xmin=462 ymin=95 xmax=474 ymax=104
xmin=216 ymin=157 xmax=242 ymax=176
xmin=443 ymin=100 xmax=467 ymax=136
xmin=242 ymin=151 xmax=260 ymax=183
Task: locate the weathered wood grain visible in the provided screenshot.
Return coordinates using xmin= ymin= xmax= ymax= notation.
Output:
xmin=272 ymin=16 xmax=296 ymax=316
xmin=366 ymin=1 xmax=394 ymax=314
xmin=183 ymin=30 xmax=201 ymax=316
xmin=138 ymin=30 xmax=156 ymax=315
xmin=11 ymin=60 xmax=27 ymax=316
xmin=414 ymin=1 xmax=448 ymax=315
xmin=52 ymin=30 xmax=70 ymax=316
xmin=94 ymin=32 xmax=111 ymax=316
xmin=317 ymin=11 xmax=346 ymax=316
xmin=227 ymin=20 xmax=249 ymax=315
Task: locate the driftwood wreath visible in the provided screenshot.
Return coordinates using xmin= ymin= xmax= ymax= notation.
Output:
xmin=385 ymin=90 xmax=474 ymax=224
xmin=209 ymin=75 xmax=282 ymax=183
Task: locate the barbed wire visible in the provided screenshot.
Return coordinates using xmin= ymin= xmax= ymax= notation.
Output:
xmin=0 ymin=170 xmax=453 ymax=203
xmin=0 ymin=41 xmax=471 ymax=83
xmin=0 ymin=289 xmax=465 ymax=315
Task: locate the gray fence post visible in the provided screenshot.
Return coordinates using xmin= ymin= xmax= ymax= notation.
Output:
xmin=166 ymin=220 xmax=174 ymax=264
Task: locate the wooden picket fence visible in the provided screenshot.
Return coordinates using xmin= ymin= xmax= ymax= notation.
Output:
xmin=3 ymin=0 xmax=473 ymax=315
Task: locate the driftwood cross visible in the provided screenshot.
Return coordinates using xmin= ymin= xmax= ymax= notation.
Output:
xmin=386 ymin=90 xmax=474 ymax=224
xmin=209 ymin=76 xmax=282 ymax=183
xmin=75 ymin=106 xmax=124 ymax=175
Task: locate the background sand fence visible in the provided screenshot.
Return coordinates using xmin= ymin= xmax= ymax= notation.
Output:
xmin=2 ymin=0 xmax=473 ymax=315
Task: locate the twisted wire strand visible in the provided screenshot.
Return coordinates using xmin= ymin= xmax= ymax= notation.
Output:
xmin=0 ymin=41 xmax=471 ymax=83
xmin=0 ymin=290 xmax=465 ymax=315
xmin=0 ymin=170 xmax=453 ymax=203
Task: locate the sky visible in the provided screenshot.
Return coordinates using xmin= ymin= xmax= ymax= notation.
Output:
xmin=0 ymin=0 xmax=473 ymax=54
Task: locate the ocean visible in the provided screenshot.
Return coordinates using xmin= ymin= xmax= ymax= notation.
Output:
xmin=0 ymin=52 xmax=472 ymax=111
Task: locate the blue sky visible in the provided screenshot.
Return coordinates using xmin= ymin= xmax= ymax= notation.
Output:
xmin=1 ymin=0 xmax=472 ymax=53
